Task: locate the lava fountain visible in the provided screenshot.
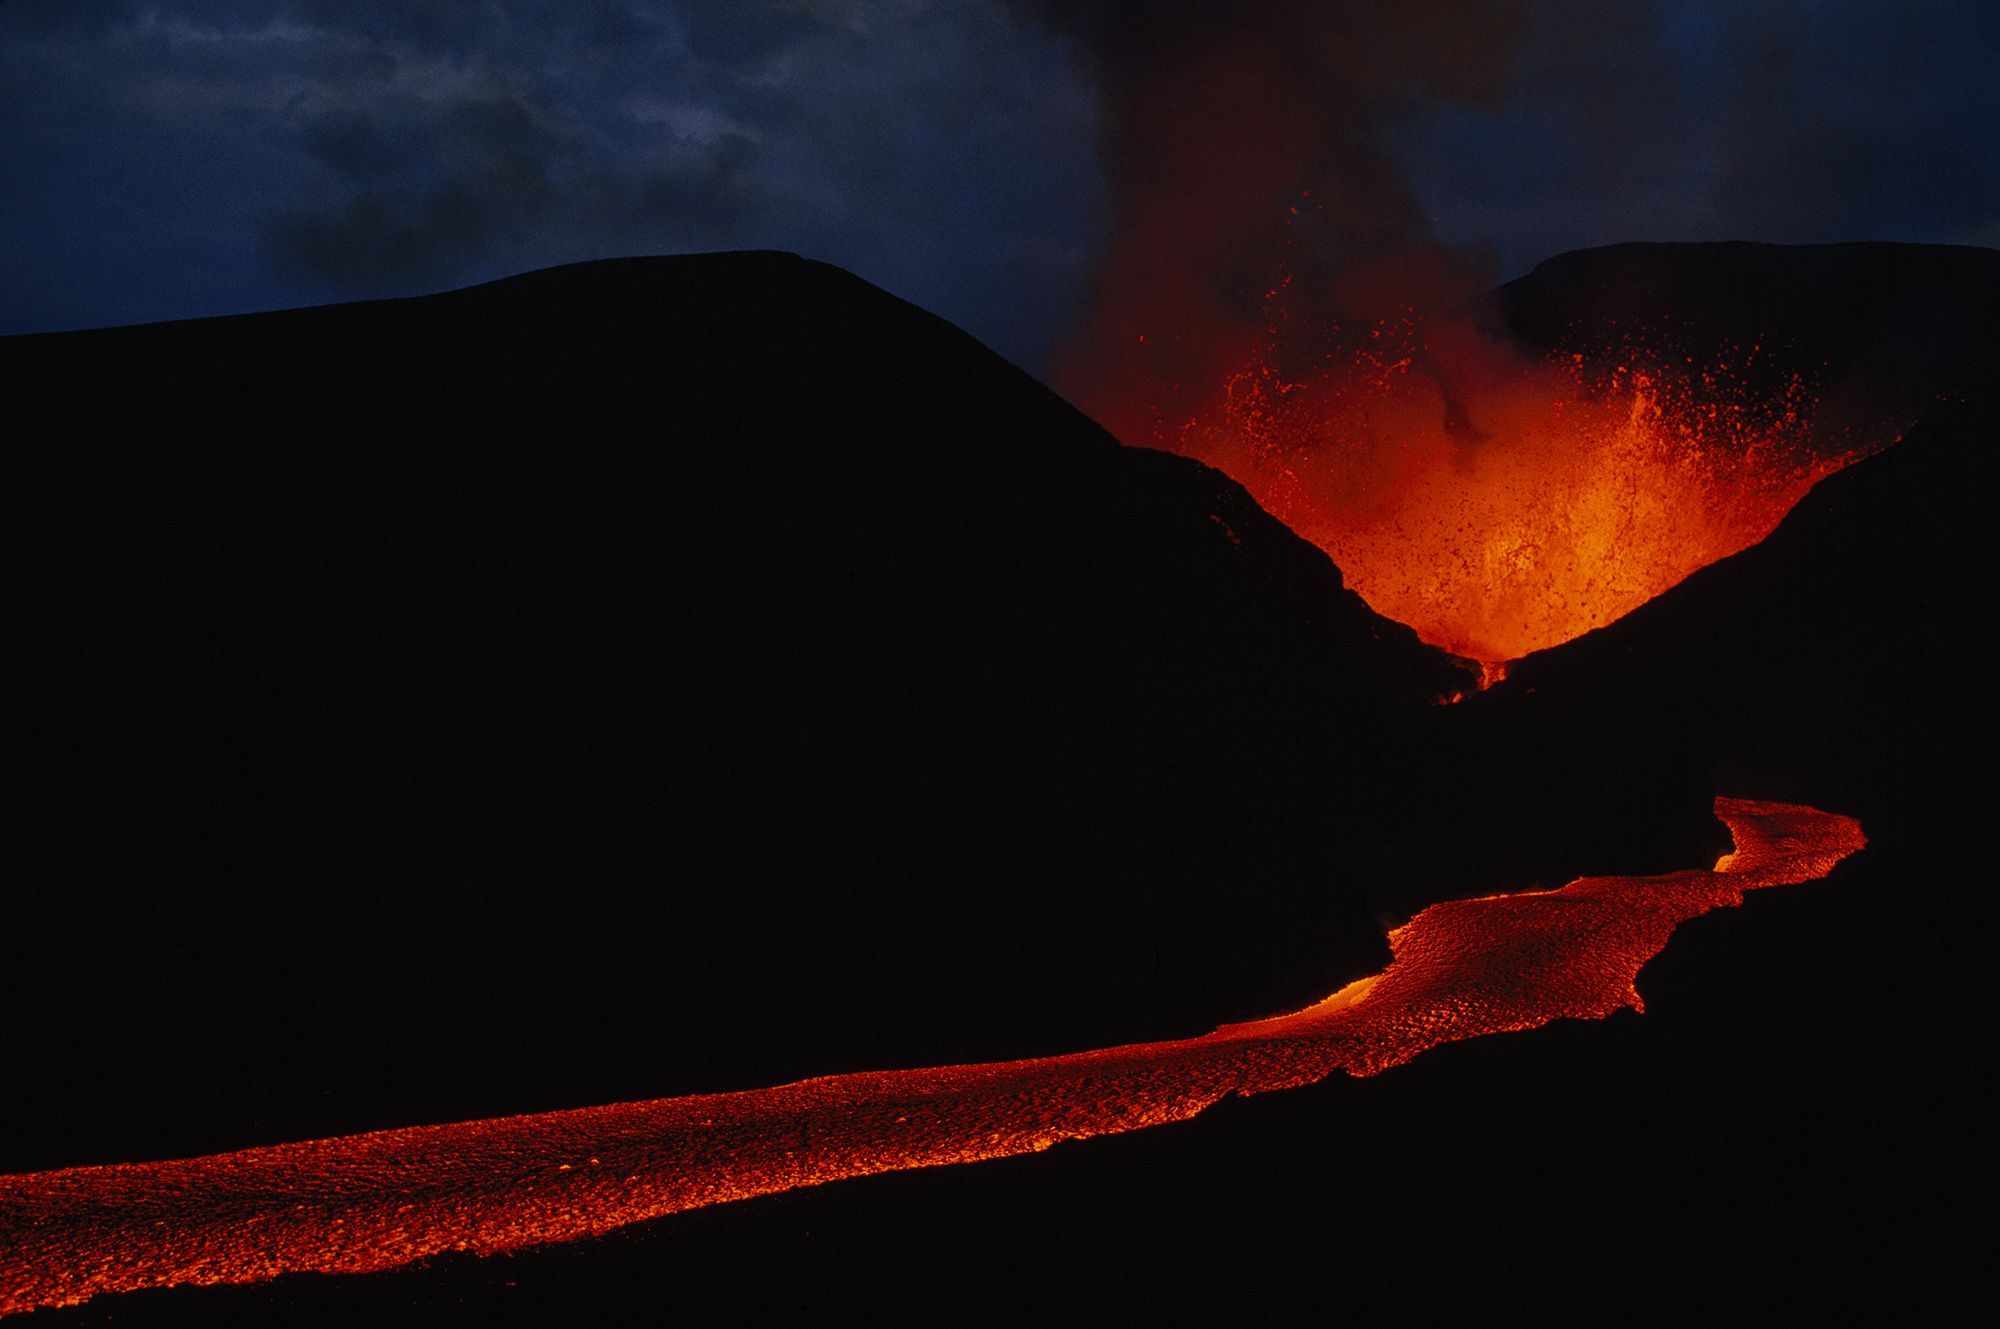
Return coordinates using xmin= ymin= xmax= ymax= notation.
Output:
xmin=0 ymin=799 xmax=1862 ymax=1317
xmin=1026 ymin=2 xmax=1907 ymax=669
xmin=1160 ymin=299 xmax=1894 ymax=666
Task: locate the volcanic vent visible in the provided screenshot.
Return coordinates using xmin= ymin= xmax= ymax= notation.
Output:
xmin=1170 ymin=308 xmax=1871 ymax=665
xmin=1076 ymin=242 xmax=1977 ymax=668
xmin=8 ymin=242 xmax=1994 ymax=1324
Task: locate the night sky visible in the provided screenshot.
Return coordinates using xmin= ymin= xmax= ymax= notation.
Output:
xmin=3 ymin=1 xmax=1995 ymax=372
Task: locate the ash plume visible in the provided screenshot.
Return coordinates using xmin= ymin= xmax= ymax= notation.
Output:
xmin=1011 ymin=0 xmax=1598 ymax=445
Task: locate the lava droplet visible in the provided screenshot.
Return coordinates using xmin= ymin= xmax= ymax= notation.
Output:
xmin=0 ymin=798 xmax=1862 ymax=1317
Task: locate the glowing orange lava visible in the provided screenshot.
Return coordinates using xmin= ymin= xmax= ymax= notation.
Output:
xmin=1169 ymin=315 xmax=1887 ymax=664
xmin=0 ymin=799 xmax=1862 ymax=1317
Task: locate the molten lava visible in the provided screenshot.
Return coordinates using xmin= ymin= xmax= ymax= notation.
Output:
xmin=1167 ymin=311 xmax=1891 ymax=664
xmin=0 ymin=799 xmax=1862 ymax=1317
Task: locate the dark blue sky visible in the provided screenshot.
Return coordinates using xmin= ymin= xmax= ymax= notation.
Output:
xmin=3 ymin=1 xmax=1994 ymax=371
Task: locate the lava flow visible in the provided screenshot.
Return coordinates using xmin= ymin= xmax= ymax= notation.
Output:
xmin=0 ymin=798 xmax=1862 ymax=1317
xmin=1168 ymin=312 xmax=1891 ymax=665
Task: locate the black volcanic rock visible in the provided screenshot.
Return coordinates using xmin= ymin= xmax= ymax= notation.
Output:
xmin=1493 ymin=387 xmax=1996 ymax=847
xmin=8 ymin=243 xmax=1996 ymax=1326
xmin=1481 ymin=242 xmax=1999 ymax=840
xmin=1405 ymin=253 xmax=1998 ymax=1325
xmin=1499 ymin=240 xmax=2000 ymax=433
xmin=1392 ymin=241 xmax=2000 ymax=907
xmin=9 ymin=253 xmax=1464 ymax=1170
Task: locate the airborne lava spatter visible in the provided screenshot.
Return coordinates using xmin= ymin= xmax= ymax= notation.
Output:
xmin=0 ymin=799 xmax=1863 ymax=1318
xmin=1165 ymin=308 xmax=1889 ymax=664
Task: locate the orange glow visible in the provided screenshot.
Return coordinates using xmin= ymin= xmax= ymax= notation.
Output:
xmin=0 ymin=799 xmax=1862 ymax=1317
xmin=1165 ymin=312 xmax=1889 ymax=664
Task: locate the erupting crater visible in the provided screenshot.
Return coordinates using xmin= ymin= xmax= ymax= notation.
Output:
xmin=0 ymin=799 xmax=1863 ymax=1317
xmin=1166 ymin=311 xmax=1893 ymax=665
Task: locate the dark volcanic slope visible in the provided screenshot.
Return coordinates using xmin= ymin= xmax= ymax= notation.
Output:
xmin=1500 ymin=241 xmax=2000 ymax=419
xmin=8 ymin=245 xmax=1992 ymax=1325
xmin=1486 ymin=385 xmax=1997 ymax=856
xmin=1459 ymin=244 xmax=1997 ymax=907
xmin=3 ymin=800 xmax=1861 ymax=1318
xmin=1429 ymin=268 xmax=1998 ymax=1323
xmin=9 ymin=253 xmax=1464 ymax=1174
xmin=1408 ymin=241 xmax=2000 ymax=912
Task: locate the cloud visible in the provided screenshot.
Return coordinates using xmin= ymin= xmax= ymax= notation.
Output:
xmin=262 ymin=65 xmax=779 ymax=291
xmin=1707 ymin=0 xmax=2000 ymax=246
xmin=0 ymin=1 xmax=1103 ymax=367
xmin=1388 ymin=0 xmax=2000 ymax=275
xmin=5 ymin=0 xmax=1993 ymax=371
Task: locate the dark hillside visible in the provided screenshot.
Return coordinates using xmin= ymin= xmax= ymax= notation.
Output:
xmin=8 ymin=242 xmax=1994 ymax=1324
xmin=9 ymin=252 xmax=1464 ymax=1172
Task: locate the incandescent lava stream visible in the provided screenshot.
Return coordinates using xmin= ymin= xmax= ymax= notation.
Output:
xmin=0 ymin=799 xmax=1862 ymax=1317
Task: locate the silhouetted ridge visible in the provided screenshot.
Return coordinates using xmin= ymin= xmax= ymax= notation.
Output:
xmin=1500 ymin=240 xmax=2000 ymax=419
xmin=1495 ymin=386 xmax=1997 ymax=834
xmin=7 ymin=242 xmax=1995 ymax=1327
xmin=10 ymin=251 xmax=1460 ymax=1173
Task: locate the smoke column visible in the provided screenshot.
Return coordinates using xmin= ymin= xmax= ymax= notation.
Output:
xmin=1013 ymin=0 xmax=1565 ymax=443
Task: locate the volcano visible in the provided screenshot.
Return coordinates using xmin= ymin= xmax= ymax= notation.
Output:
xmin=6 ymin=242 xmax=1995 ymax=1323
xmin=1139 ymin=242 xmax=1995 ymax=666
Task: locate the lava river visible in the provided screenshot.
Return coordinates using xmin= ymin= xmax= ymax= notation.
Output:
xmin=0 ymin=798 xmax=1863 ymax=1316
